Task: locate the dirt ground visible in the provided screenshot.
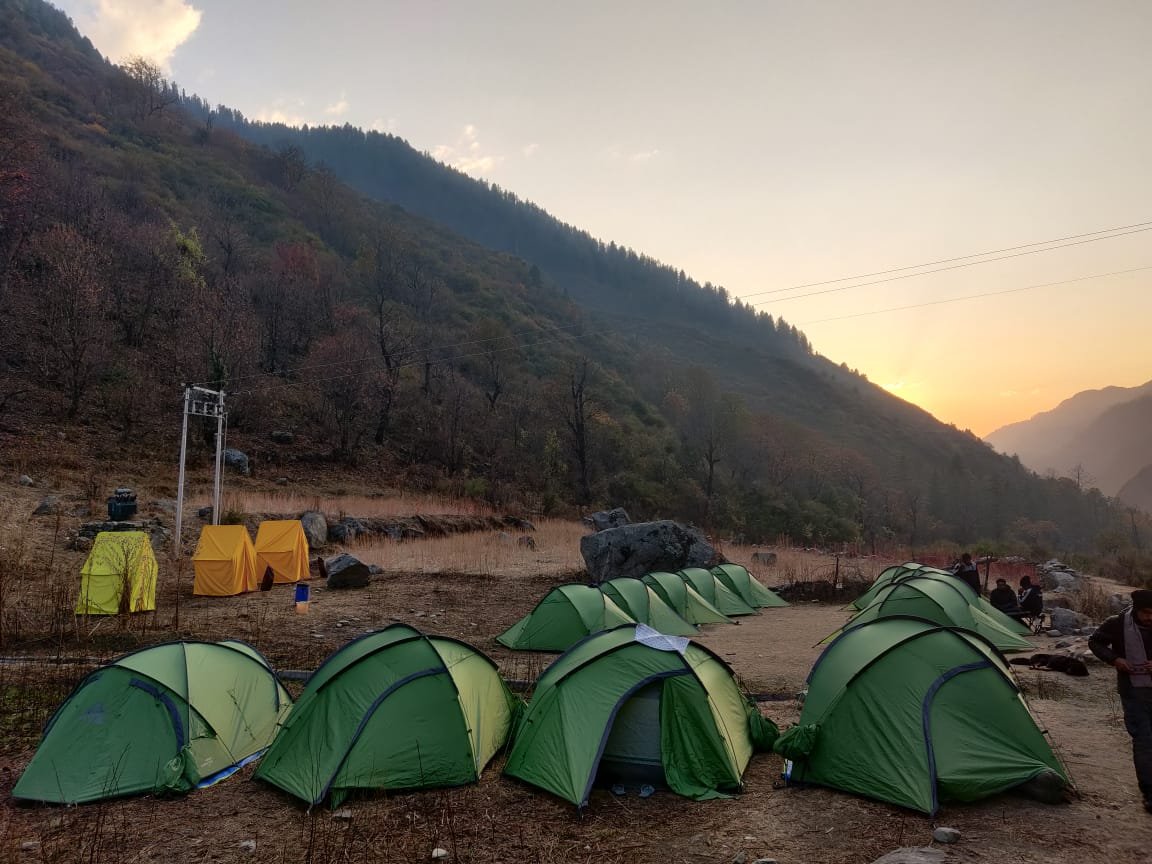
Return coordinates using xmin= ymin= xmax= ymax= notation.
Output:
xmin=2 ymin=503 xmax=1152 ymax=863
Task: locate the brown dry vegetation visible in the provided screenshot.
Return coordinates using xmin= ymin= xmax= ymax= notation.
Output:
xmin=1 ymin=480 xmax=1151 ymax=863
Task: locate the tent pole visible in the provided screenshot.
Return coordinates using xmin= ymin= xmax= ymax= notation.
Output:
xmin=175 ymin=386 xmax=191 ymax=555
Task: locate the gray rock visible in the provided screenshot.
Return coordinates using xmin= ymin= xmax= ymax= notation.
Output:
xmin=70 ymin=535 xmax=93 ymax=552
xmin=1108 ymin=593 xmax=1130 ymax=614
xmin=1054 ymin=639 xmax=1073 ymax=649
xmin=931 ymin=827 xmax=961 ymax=844
xmin=197 ymin=505 xmax=214 ymax=520
xmin=32 ymin=495 xmax=59 ymax=516
xmin=300 ymin=511 xmax=327 ymax=549
xmin=1014 ymin=767 xmax=1067 ymax=804
xmin=580 ymin=520 xmax=717 ymax=581
xmin=1045 ymin=629 xmax=1062 ymax=638
xmin=431 ymin=849 xmax=449 ymax=860
xmin=752 ymin=550 xmax=778 ymax=566
xmin=275 ymin=477 xmax=289 ymax=485
xmin=1050 ymin=608 xmax=1089 ymax=634
xmin=752 ymin=859 xmax=778 ymax=864
xmin=1043 ymin=594 xmax=1073 ymax=610
xmin=223 ymin=448 xmax=250 ymax=475
xmin=326 ymin=553 xmax=372 ymax=589
xmin=1081 ymin=626 xmax=1096 ymax=637
xmin=1047 ymin=571 xmax=1081 ymax=591
xmin=731 ymin=854 xmax=747 ymax=864
xmin=239 ymin=839 xmax=257 ymax=853
xmin=329 ymin=517 xmax=366 ymax=543
xmin=18 ymin=474 xmax=33 ymax=486
xmin=583 ymin=507 xmax=631 ymax=532
xmin=152 ymin=498 xmax=178 ymax=514
xmin=270 ymin=430 xmax=295 ymax=444
xmin=331 ymin=808 xmax=353 ymax=819
xmin=872 ymin=850 xmax=945 ymax=864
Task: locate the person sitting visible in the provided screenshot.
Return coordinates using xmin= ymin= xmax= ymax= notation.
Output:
xmin=1018 ymin=575 xmax=1044 ymax=617
xmin=950 ymin=552 xmax=981 ymax=595
xmin=989 ymin=578 xmax=1022 ymax=616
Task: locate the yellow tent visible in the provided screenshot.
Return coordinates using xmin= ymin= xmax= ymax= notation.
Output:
xmin=254 ymin=520 xmax=310 ymax=585
xmin=193 ymin=525 xmax=258 ymax=596
xmin=76 ymin=532 xmax=157 ymax=615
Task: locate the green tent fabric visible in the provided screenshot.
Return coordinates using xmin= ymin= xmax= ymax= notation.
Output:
xmin=826 ymin=577 xmax=1033 ymax=653
xmin=496 ymin=584 xmax=635 ymax=651
xmin=678 ymin=568 xmax=757 ymax=616
xmin=642 ymin=572 xmax=732 ymax=625
xmin=775 ymin=616 xmax=1066 ymax=814
xmin=854 ymin=563 xmax=1032 ymax=637
xmin=504 ymin=624 xmax=776 ymax=806
xmin=711 ymin=564 xmax=789 ymax=608
xmin=14 ymin=641 xmax=290 ymax=804
xmin=598 ymin=578 xmax=697 ymax=636
xmin=256 ymin=625 xmax=515 ymax=806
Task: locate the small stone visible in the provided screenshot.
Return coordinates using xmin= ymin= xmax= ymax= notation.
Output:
xmin=731 ymin=853 xmax=747 ymax=864
xmin=752 ymin=859 xmax=778 ymax=864
xmin=276 ymin=477 xmax=289 ymax=485
xmin=18 ymin=474 xmax=33 ymax=486
xmin=239 ymin=839 xmax=257 ymax=853
xmin=20 ymin=840 xmax=40 ymax=852
xmin=1046 ymin=629 xmax=1062 ymax=637
xmin=332 ymin=808 xmax=353 ymax=819
xmin=931 ymin=826 xmax=961 ymax=844
xmin=431 ymin=849 xmax=449 ymax=860
xmin=1055 ymin=639 xmax=1072 ymax=649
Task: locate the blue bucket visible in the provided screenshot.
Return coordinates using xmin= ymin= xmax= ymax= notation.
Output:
xmin=294 ymin=584 xmax=310 ymax=604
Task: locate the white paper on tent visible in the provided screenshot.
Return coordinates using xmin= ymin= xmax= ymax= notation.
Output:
xmin=633 ymin=623 xmax=689 ymax=655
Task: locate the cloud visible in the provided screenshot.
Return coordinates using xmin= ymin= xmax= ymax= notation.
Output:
xmin=628 ymin=148 xmax=662 ymax=164
xmin=370 ymin=117 xmax=398 ymax=133
xmin=522 ymin=142 xmax=539 ymax=157
xmin=69 ymin=0 xmax=203 ymax=70
xmin=432 ymin=124 xmax=502 ymax=177
xmin=254 ymin=98 xmax=310 ymax=128
xmin=324 ymin=95 xmax=350 ymax=118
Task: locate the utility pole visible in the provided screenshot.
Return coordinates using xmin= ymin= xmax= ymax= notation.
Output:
xmin=174 ymin=385 xmax=227 ymax=555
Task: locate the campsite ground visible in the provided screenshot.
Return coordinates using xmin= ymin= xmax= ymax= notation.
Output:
xmin=1 ymin=483 xmax=1151 ymax=863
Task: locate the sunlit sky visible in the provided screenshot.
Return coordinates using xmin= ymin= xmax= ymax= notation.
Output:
xmin=57 ymin=0 xmax=1152 ymax=436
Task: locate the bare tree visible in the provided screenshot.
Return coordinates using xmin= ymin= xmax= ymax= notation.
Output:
xmin=121 ymin=57 xmax=178 ymax=119
xmin=562 ymin=357 xmax=594 ymax=505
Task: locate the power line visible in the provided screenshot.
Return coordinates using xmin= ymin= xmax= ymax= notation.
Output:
xmin=743 ymin=221 xmax=1152 ymax=304
xmin=799 ymin=264 xmax=1152 ymax=325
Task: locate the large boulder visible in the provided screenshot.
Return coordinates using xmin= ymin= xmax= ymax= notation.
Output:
xmin=299 ymin=511 xmax=327 ymax=549
xmin=1045 ymin=571 xmax=1082 ymax=592
xmin=329 ymin=517 xmax=366 ymax=544
xmin=1050 ymin=607 xmax=1090 ymax=635
xmin=580 ymin=520 xmax=717 ymax=582
xmin=223 ymin=448 xmax=250 ymax=475
xmin=325 ymin=553 xmax=372 ymax=589
xmin=583 ymin=508 xmax=631 ymax=532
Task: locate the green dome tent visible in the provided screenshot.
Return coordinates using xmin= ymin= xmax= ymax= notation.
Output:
xmin=711 ymin=564 xmax=789 ymax=608
xmin=642 ymin=572 xmax=732 ymax=625
xmin=677 ymin=568 xmax=757 ymax=616
xmin=496 ymin=584 xmax=635 ymax=651
xmin=256 ymin=625 xmax=515 ymax=806
xmin=854 ymin=563 xmax=1031 ymax=637
xmin=598 ymin=578 xmax=697 ymax=636
xmin=14 ymin=641 xmax=291 ymax=804
xmin=775 ymin=617 xmax=1067 ymax=815
xmin=504 ymin=624 xmax=777 ymax=807
xmin=827 ymin=576 xmax=1033 ymax=653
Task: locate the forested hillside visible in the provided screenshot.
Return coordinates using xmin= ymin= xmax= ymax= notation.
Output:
xmin=0 ymin=0 xmax=1141 ymax=554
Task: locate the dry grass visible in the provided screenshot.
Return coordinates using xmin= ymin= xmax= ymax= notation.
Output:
xmin=351 ymin=518 xmax=588 ymax=578
xmin=188 ymin=490 xmax=501 ymax=519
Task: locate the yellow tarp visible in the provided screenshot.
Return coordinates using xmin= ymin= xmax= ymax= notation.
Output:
xmin=193 ymin=525 xmax=258 ymax=596
xmin=254 ymin=519 xmax=310 ymax=585
xmin=76 ymin=531 xmax=157 ymax=615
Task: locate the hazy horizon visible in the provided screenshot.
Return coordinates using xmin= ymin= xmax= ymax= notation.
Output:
xmin=53 ymin=0 xmax=1152 ymax=436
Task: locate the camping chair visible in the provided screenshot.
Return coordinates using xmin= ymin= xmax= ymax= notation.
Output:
xmin=1018 ymin=611 xmax=1046 ymax=635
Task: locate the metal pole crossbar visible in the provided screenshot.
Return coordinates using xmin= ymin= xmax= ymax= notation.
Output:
xmin=174 ymin=385 xmax=227 ymax=555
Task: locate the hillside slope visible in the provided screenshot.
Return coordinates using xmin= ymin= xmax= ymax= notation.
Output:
xmin=0 ymin=0 xmax=1142 ymax=553
xmin=985 ymin=380 xmax=1152 ymax=494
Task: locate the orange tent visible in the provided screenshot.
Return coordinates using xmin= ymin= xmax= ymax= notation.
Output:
xmin=193 ymin=525 xmax=258 ymax=596
xmin=254 ymin=520 xmax=310 ymax=585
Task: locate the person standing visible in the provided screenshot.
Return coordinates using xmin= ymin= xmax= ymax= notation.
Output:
xmin=950 ymin=552 xmax=981 ymax=595
xmin=1088 ymin=589 xmax=1152 ymax=813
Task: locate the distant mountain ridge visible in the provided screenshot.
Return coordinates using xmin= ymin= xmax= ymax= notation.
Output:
xmin=985 ymin=380 xmax=1152 ymax=498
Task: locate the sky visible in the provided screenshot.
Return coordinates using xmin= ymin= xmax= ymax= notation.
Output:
xmin=56 ymin=0 xmax=1152 ymax=436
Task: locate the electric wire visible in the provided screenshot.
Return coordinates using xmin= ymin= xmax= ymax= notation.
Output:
xmin=799 ymin=264 xmax=1152 ymax=325
xmin=748 ymin=224 xmax=1152 ymax=306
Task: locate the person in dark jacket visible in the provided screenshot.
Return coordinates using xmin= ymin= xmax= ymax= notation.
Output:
xmin=1018 ymin=575 xmax=1043 ymax=616
xmin=989 ymin=578 xmax=1021 ymax=615
xmin=1089 ymin=589 xmax=1152 ymax=813
xmin=950 ymin=552 xmax=981 ymax=595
